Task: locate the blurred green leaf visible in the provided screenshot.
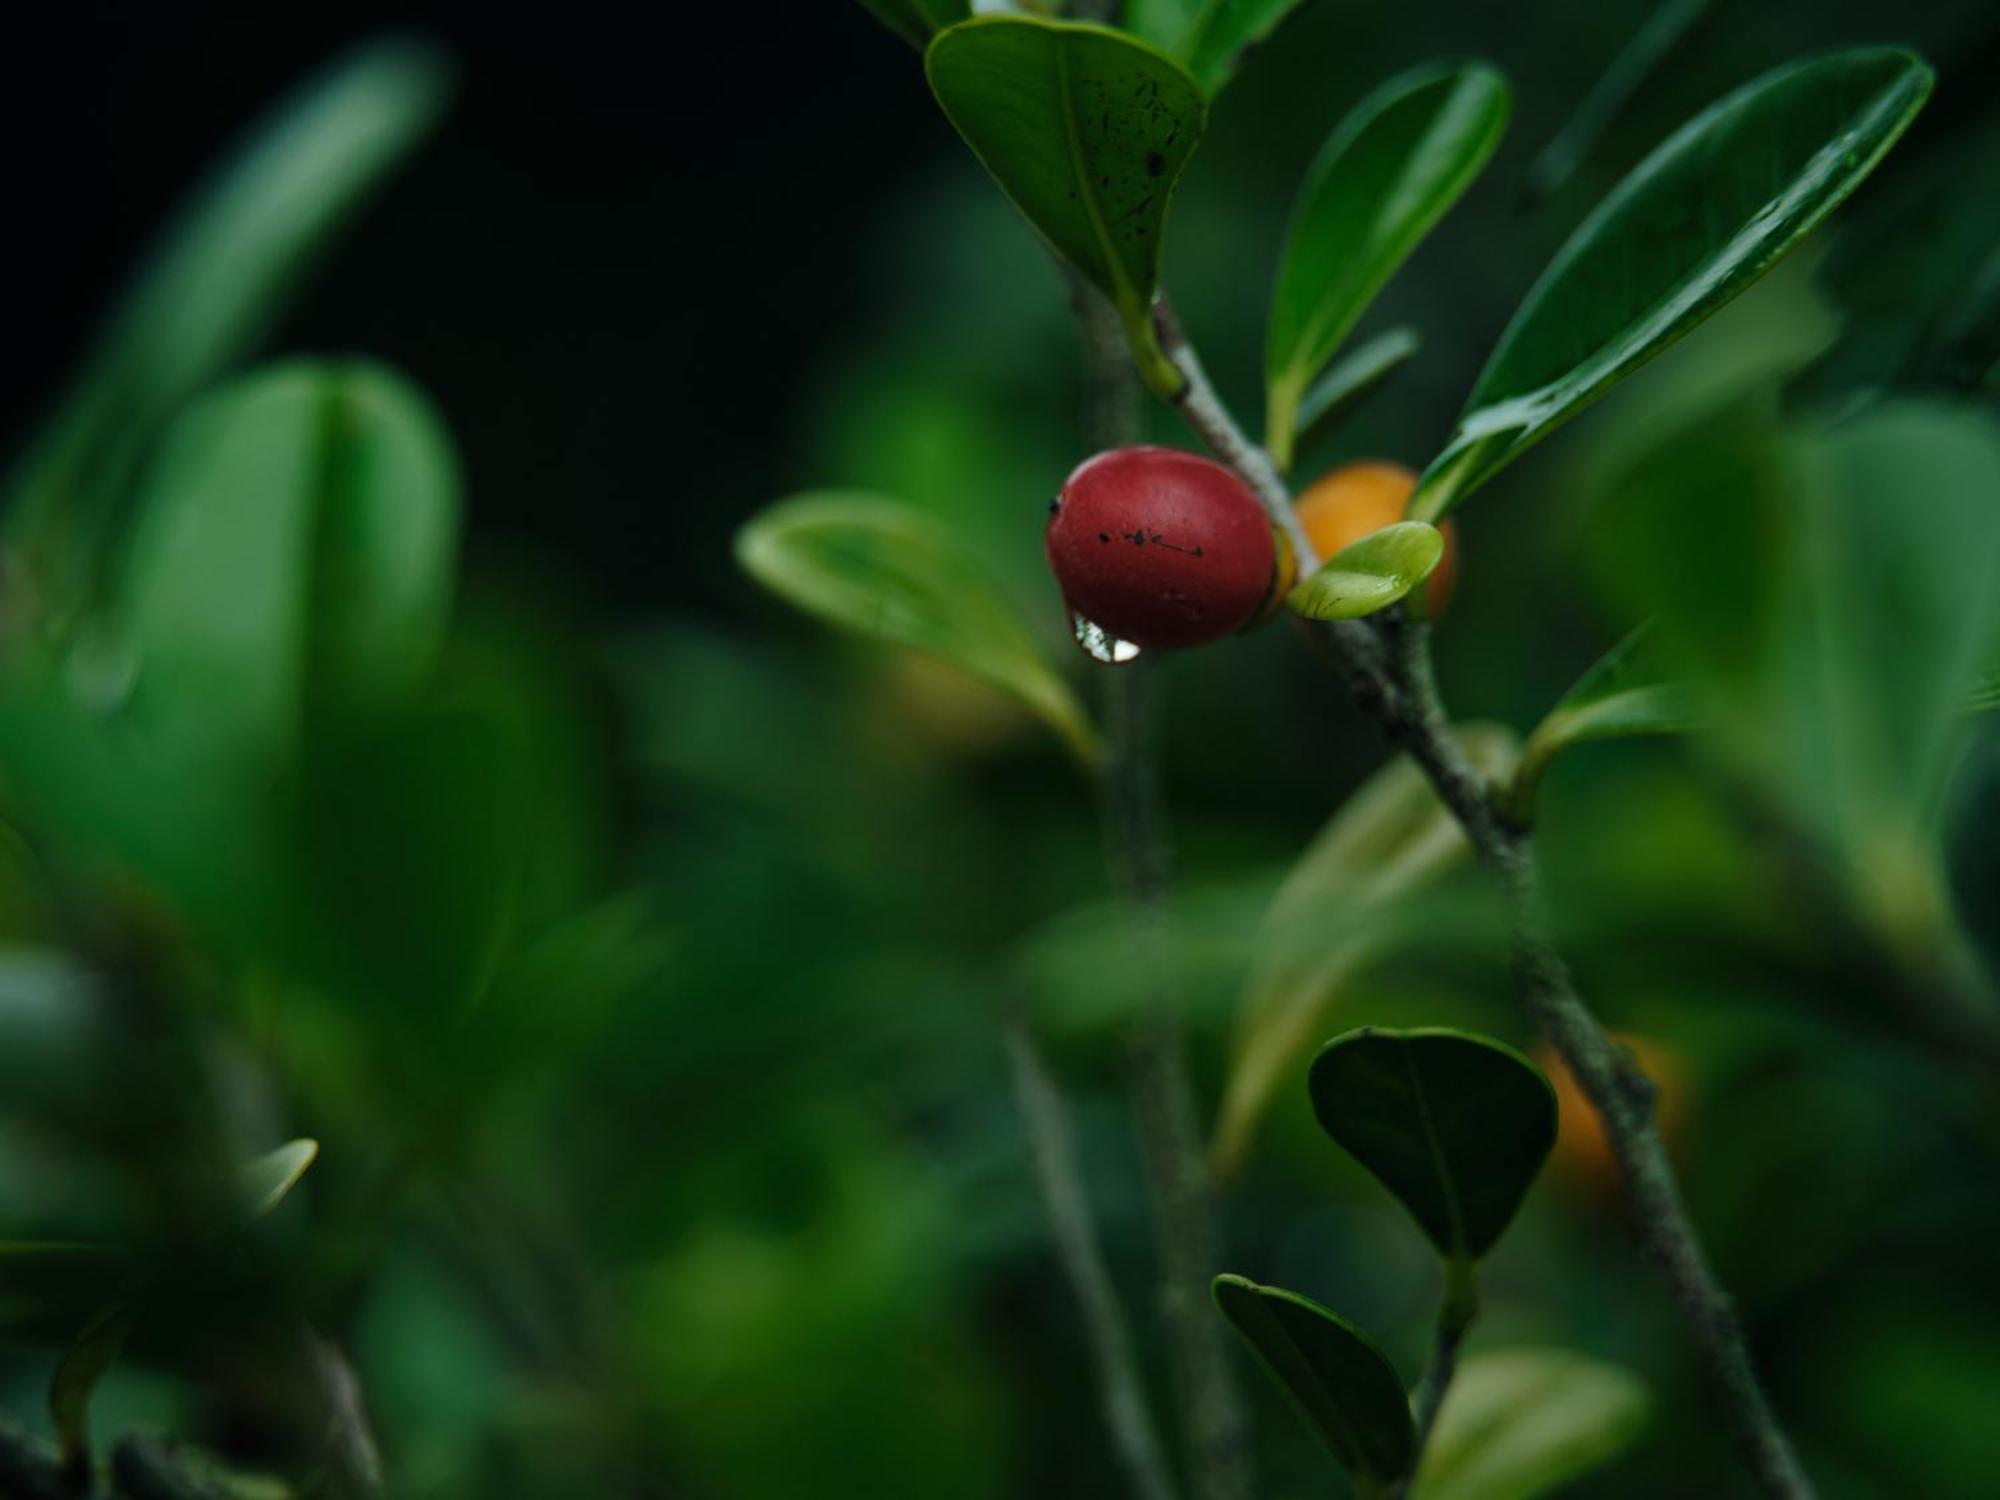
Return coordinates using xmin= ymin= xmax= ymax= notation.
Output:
xmin=1213 ymin=724 xmax=1516 ymax=1177
xmin=856 ymin=0 xmax=970 ymax=48
xmin=1800 ymin=119 xmax=2000 ymax=406
xmin=925 ymin=16 xmax=1204 ymax=393
xmin=1122 ymin=0 xmax=1308 ymax=96
xmin=736 ymin=492 xmax=1096 ymax=763
xmin=1510 ymin=625 xmax=1698 ymax=819
xmin=1412 ymin=49 xmax=1932 ymax=521
xmin=50 ymin=1302 xmax=132 ymax=1479
xmin=1266 ymin=63 xmax=1509 ymax=470
xmin=1308 ymin=1026 xmax=1556 ymax=1260
xmin=1286 ymin=521 xmax=1443 ymax=621
xmin=1520 ymin=0 xmax=1714 ymax=207
xmin=1409 ymin=1348 xmax=1651 ymax=1500
xmin=120 ymin=360 xmax=461 ymax=772
xmin=1211 ymin=1274 xmax=1414 ymax=1490
xmin=1293 ymin=325 xmax=1422 ymax=457
xmin=4 ymin=39 xmax=450 ymax=602
xmin=238 ymin=1139 xmax=318 ymax=1222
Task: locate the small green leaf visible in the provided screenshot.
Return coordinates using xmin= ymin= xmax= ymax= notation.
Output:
xmin=1214 ymin=724 xmax=1518 ymax=1178
xmin=120 ymin=360 xmax=462 ymax=769
xmin=1412 ymin=48 xmax=1933 ymax=521
xmin=1123 ymin=0 xmax=1309 ymax=96
xmin=1968 ymin=663 xmax=2000 ymax=715
xmin=1509 ymin=625 xmax=1699 ymax=820
xmin=1410 ymin=1348 xmax=1652 ymax=1500
xmin=926 ymin=17 xmax=1205 ymax=394
xmin=1286 ymin=521 xmax=1443 ymax=621
xmin=1292 ymin=325 xmax=1422 ymax=456
xmin=736 ymin=492 xmax=1096 ymax=763
xmin=4 ymin=40 xmax=451 ymax=602
xmin=51 ymin=1302 xmax=132 ymax=1479
xmin=1211 ymin=1274 xmax=1415 ymax=1488
xmin=1308 ymin=1026 xmax=1557 ymax=1260
xmin=1266 ymin=63 xmax=1510 ymax=470
xmin=855 ymin=0 xmax=970 ymax=48
xmin=240 ymin=1139 xmax=320 ymax=1221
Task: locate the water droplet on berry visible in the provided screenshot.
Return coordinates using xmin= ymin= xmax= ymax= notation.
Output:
xmin=1071 ymin=612 xmax=1142 ymax=665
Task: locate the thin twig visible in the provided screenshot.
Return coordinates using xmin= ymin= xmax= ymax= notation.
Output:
xmin=1003 ymin=998 xmax=1183 ymax=1500
xmin=1157 ymin=325 xmax=1817 ymax=1500
xmin=1102 ymin=662 xmax=1253 ymax=1500
xmin=1071 ymin=277 xmax=1252 ymax=1500
xmin=1395 ymin=1257 xmax=1480 ymax=1498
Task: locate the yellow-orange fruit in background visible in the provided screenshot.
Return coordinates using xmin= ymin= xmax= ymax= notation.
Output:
xmin=1538 ymin=1033 xmax=1690 ymax=1202
xmin=1294 ymin=460 xmax=1459 ymax=617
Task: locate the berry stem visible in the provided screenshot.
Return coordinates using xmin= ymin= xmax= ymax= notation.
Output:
xmin=1150 ymin=314 xmax=1818 ymax=1500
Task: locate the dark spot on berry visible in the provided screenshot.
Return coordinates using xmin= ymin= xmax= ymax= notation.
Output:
xmin=1098 ymin=532 xmax=1110 ymax=543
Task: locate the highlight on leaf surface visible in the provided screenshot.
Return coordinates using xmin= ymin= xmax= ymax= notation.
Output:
xmin=1265 ymin=62 xmax=1510 ymax=471
xmin=240 ymin=1138 xmax=320 ymax=1221
xmin=1410 ymin=48 xmax=1934 ymax=521
xmin=1308 ymin=1026 xmax=1557 ymax=1261
xmin=735 ymin=492 xmax=1096 ymax=763
xmin=926 ymin=17 xmax=1205 ymax=395
xmin=1409 ymin=1347 xmax=1652 ymax=1500
xmin=1211 ymin=1274 xmax=1415 ymax=1490
xmin=1286 ymin=520 xmax=1443 ymax=621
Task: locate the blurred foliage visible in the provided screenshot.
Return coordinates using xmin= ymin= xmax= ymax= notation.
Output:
xmin=0 ymin=2 xmax=1997 ymax=1498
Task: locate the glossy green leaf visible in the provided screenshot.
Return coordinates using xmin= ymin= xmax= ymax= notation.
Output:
xmin=856 ymin=0 xmax=970 ymax=48
xmin=926 ymin=17 xmax=1205 ymax=393
xmin=736 ymin=492 xmax=1096 ymax=762
xmin=1123 ymin=0 xmax=1308 ymax=96
xmin=1410 ymin=1348 xmax=1651 ymax=1500
xmin=1266 ymin=64 xmax=1510 ymax=470
xmin=1309 ymin=1026 xmax=1557 ymax=1260
xmin=4 ymin=40 xmax=451 ymax=601
xmin=1211 ymin=1274 xmax=1415 ymax=1489
xmin=1508 ymin=625 xmax=1698 ymax=820
xmin=1214 ymin=723 xmax=1517 ymax=1178
xmin=120 ymin=361 xmax=462 ymax=771
xmin=1969 ymin=664 xmax=2000 ymax=715
xmin=1293 ymin=325 xmax=1422 ymax=455
xmin=1411 ymin=49 xmax=1933 ymax=521
xmin=1286 ymin=521 xmax=1443 ymax=621
xmin=240 ymin=1139 xmax=319 ymax=1221
xmin=50 ymin=1303 xmax=132 ymax=1478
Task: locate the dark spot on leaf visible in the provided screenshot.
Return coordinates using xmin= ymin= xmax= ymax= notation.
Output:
xmin=1146 ymin=151 xmax=1164 ymax=177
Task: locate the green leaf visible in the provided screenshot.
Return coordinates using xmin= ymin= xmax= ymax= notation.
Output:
xmin=736 ymin=492 xmax=1096 ymax=763
xmin=1308 ymin=1026 xmax=1557 ymax=1260
xmin=1266 ymin=63 xmax=1510 ymax=470
xmin=1969 ymin=663 xmax=2000 ymax=715
xmin=1411 ymin=48 xmax=1933 ymax=521
xmin=926 ymin=17 xmax=1205 ymax=394
xmin=1409 ymin=1348 xmax=1651 ymax=1500
xmin=4 ymin=39 xmax=451 ymax=603
xmin=1520 ymin=0 xmax=1715 ymax=206
xmin=1214 ymin=723 xmax=1518 ymax=1178
xmin=855 ymin=0 xmax=970 ymax=48
xmin=1123 ymin=0 xmax=1309 ymax=96
xmin=1292 ymin=325 xmax=1422 ymax=456
xmin=240 ymin=1139 xmax=319 ymax=1221
xmin=50 ymin=1303 xmax=132 ymax=1479
xmin=120 ymin=360 xmax=462 ymax=770
xmin=1211 ymin=1274 xmax=1415 ymax=1489
xmin=1286 ymin=521 xmax=1443 ymax=621
xmin=1508 ymin=625 xmax=1699 ymax=820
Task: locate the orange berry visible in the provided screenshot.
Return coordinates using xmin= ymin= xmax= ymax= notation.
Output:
xmin=1293 ymin=461 xmax=1458 ymax=617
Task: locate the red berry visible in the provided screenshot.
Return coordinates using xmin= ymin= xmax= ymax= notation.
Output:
xmin=1046 ymin=447 xmax=1281 ymax=651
